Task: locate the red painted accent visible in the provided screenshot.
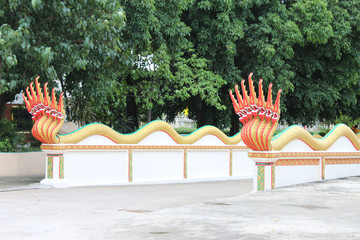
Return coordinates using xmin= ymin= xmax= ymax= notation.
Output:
xmin=296 ymin=138 xmax=315 ymax=151
xmin=255 ymin=118 xmax=265 ymax=151
xmin=41 ymin=117 xmax=52 ymax=143
xmin=229 ymin=90 xmax=240 ymax=114
xmin=128 ymin=150 xmax=131 ymax=182
xmin=260 ymin=120 xmax=270 ymax=150
xmin=346 ymin=136 xmax=360 ymax=151
xmin=265 ymin=124 xmax=276 ymax=151
xmin=234 ymin=85 xmax=244 ymax=110
xmin=32 ymin=118 xmax=45 ymax=143
xmin=49 ymin=121 xmax=61 ymax=144
xmin=229 ymin=150 xmax=232 ymax=176
xmin=246 ymin=115 xmax=258 ymax=150
xmin=44 ymin=83 xmax=49 ymax=107
xmin=184 ymin=149 xmax=187 ymax=179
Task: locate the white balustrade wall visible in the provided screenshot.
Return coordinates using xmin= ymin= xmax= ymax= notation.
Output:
xmin=41 ymin=132 xmax=253 ymax=188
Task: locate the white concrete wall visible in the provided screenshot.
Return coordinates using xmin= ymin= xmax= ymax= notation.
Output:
xmin=50 ymin=148 xmax=253 ymax=187
xmin=232 ymin=150 xmax=254 ymax=178
xmin=187 ymin=150 xmax=230 ymax=179
xmin=132 ymin=150 xmax=184 ymax=182
xmin=275 ymin=165 xmax=320 ymax=188
xmin=325 ymin=164 xmax=360 ymax=180
xmin=42 ymin=131 xmax=253 ymax=187
xmin=64 ymin=151 xmax=129 ymax=186
xmin=269 ymin=135 xmax=360 ymax=190
xmin=0 ymin=152 xmax=45 ymax=176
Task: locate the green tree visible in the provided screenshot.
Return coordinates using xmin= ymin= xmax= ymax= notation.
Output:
xmin=180 ymin=0 xmax=360 ymax=132
xmin=283 ymin=0 xmax=360 ymax=125
xmin=178 ymin=0 xmax=301 ymax=133
xmin=0 ymin=0 xmax=126 ymax=122
xmin=106 ymin=0 xmax=227 ymax=132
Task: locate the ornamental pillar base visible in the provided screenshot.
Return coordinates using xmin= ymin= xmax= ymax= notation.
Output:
xmin=41 ymin=152 xmax=68 ymax=188
xmin=248 ymin=151 xmax=278 ymax=192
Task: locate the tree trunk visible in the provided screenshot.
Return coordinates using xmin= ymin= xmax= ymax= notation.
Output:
xmin=147 ymin=109 xmax=152 ymax=122
xmin=126 ymin=93 xmax=139 ymax=130
xmin=125 ymin=76 xmax=139 ymax=131
xmin=147 ymin=98 xmax=152 ymax=122
xmin=196 ymin=103 xmax=205 ymax=128
xmin=230 ymin=114 xmax=240 ymax=136
xmin=59 ymin=76 xmax=71 ymax=115
xmin=0 ymin=94 xmax=7 ymax=120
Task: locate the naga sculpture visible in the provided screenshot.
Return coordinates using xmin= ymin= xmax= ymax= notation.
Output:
xmin=23 ymin=75 xmax=360 ymax=151
xmin=22 ymin=76 xmax=243 ymax=145
xmin=23 ymin=77 xmax=65 ymax=144
xmin=229 ymin=73 xmax=281 ymax=151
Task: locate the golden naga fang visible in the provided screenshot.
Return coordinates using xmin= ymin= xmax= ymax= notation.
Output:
xmin=229 ymin=73 xmax=282 ymax=151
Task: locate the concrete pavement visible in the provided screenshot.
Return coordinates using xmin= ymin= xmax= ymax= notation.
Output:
xmin=0 ymin=177 xmax=359 ymax=239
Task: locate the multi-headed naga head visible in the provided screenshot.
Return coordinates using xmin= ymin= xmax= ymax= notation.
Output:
xmin=23 ymin=76 xmax=65 ymax=144
xmin=229 ymin=73 xmax=281 ymax=151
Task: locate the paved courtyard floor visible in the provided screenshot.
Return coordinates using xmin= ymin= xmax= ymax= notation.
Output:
xmin=0 ymin=176 xmax=359 ymax=240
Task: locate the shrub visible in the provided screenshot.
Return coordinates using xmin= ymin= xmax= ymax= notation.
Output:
xmin=0 ymin=119 xmax=22 ymax=152
xmin=0 ymin=138 xmax=13 ymax=152
xmin=175 ymin=127 xmax=197 ymax=135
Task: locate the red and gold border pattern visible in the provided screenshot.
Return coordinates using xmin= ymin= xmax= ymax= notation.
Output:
xmin=274 ymin=159 xmax=319 ymax=166
xmin=249 ymin=151 xmax=360 ymax=159
xmin=325 ymin=158 xmax=360 ymax=165
xmin=41 ymin=144 xmax=249 ymax=151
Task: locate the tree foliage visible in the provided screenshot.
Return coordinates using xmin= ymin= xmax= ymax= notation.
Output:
xmin=100 ymin=0 xmax=227 ymax=132
xmin=180 ymin=0 xmax=360 ymax=130
xmin=2 ymin=0 xmax=360 ymax=134
xmin=283 ymin=0 xmax=360 ymax=125
xmin=0 ymin=0 xmax=126 ymax=121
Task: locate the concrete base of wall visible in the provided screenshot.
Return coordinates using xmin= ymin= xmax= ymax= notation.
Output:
xmin=0 ymin=152 xmax=45 ymax=177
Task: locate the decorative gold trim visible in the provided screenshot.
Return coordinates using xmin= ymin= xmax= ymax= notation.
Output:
xmin=257 ymin=166 xmax=264 ymax=191
xmin=47 ymin=156 xmax=53 ymax=179
xmin=271 ymin=165 xmax=275 ymax=190
xmin=248 ymin=152 xmax=279 ymax=159
xmin=59 ymin=156 xmax=64 ymax=179
xmin=275 ymin=159 xmax=319 ymax=166
xmin=249 ymin=151 xmax=360 ymax=159
xmin=41 ymin=144 xmax=249 ymax=151
xmin=325 ymin=158 xmax=360 ymax=165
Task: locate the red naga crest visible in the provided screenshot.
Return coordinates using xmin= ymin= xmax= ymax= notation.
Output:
xmin=23 ymin=76 xmax=65 ymax=144
xmin=229 ymin=73 xmax=281 ymax=151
